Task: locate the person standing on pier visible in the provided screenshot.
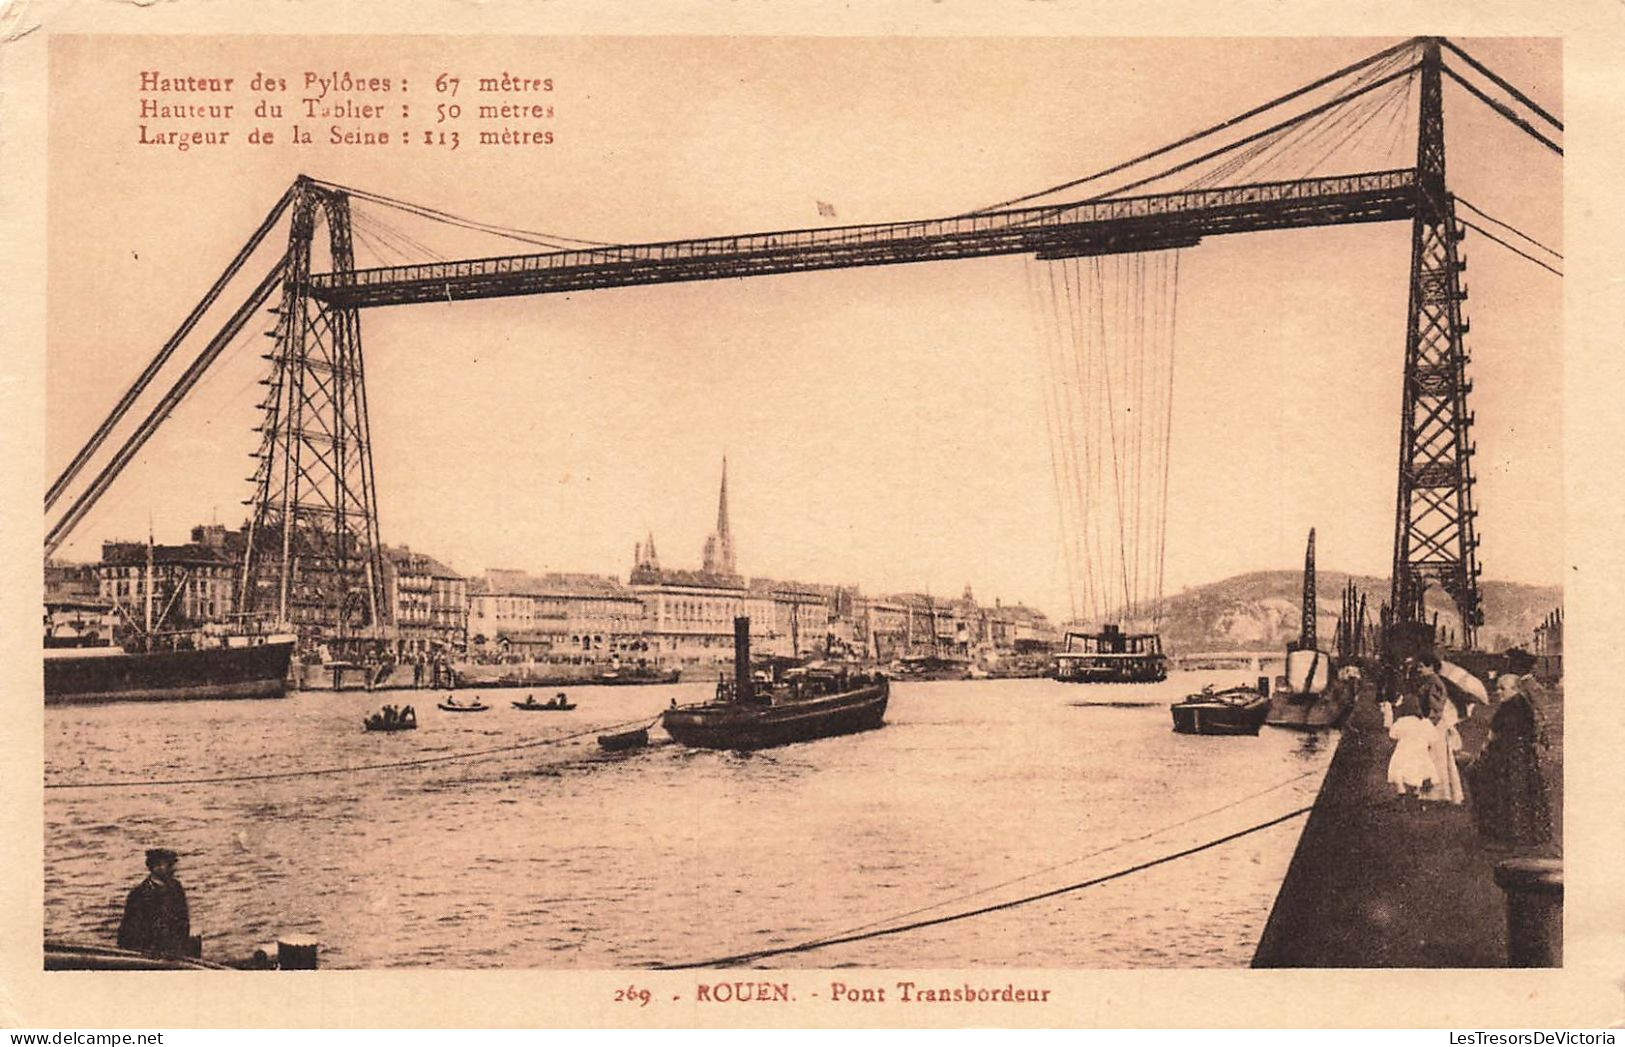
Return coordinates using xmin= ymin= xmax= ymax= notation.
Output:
xmin=1385 ymin=696 xmax=1435 ymax=798
xmin=117 ymin=848 xmax=190 ymax=957
xmin=1418 ymin=658 xmax=1466 ymax=804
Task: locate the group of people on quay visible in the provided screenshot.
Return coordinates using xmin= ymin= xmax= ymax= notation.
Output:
xmin=1382 ymin=653 xmax=1553 ymax=847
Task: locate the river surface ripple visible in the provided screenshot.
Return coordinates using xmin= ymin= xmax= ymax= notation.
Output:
xmin=45 ymin=671 xmax=1333 ymax=969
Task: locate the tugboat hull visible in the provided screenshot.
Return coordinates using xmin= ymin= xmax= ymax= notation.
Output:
xmin=1171 ymin=691 xmax=1271 ymax=735
xmin=662 ymin=684 xmax=888 ymax=751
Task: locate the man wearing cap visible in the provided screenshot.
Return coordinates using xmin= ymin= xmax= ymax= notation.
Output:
xmin=117 ymin=848 xmax=190 ymax=957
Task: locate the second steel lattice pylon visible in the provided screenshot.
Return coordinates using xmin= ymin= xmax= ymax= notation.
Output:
xmin=1389 ymin=39 xmax=1484 ymax=649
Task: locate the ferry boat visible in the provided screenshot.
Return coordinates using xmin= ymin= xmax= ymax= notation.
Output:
xmin=1052 ymin=624 xmax=1168 ymax=683
xmin=661 ymin=617 xmax=888 ymax=751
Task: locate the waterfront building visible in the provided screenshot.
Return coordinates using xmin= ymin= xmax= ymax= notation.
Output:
xmin=96 ymin=537 xmax=236 ymax=642
xmin=382 ymin=545 xmax=468 ymax=654
xmin=467 ymin=569 xmax=645 ymax=665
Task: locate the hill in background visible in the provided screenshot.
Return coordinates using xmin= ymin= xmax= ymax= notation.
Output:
xmin=1144 ymin=570 xmax=1560 ymax=654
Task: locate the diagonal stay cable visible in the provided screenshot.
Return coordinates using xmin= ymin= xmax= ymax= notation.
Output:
xmin=1440 ymin=63 xmax=1562 ymax=156
xmin=1440 ymin=38 xmax=1562 ymax=131
xmin=1454 ymin=196 xmax=1561 ymax=258
xmin=651 ymin=805 xmax=1314 ymax=969
xmin=1455 ymin=218 xmax=1563 ymax=277
xmin=46 ymin=190 xmax=294 ymax=513
xmin=314 ymin=179 xmax=612 ymax=250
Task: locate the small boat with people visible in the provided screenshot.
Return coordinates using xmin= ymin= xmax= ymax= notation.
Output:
xmin=661 ymin=616 xmax=888 ymax=751
xmin=363 ymin=704 xmax=417 ymax=732
xmin=437 ymin=695 xmax=489 ymax=713
xmin=1171 ymin=683 xmax=1272 ymax=736
xmin=513 ymin=692 xmax=577 ymax=711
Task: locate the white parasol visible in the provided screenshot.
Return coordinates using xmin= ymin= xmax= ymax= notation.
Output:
xmin=1438 ymin=660 xmax=1490 ymax=705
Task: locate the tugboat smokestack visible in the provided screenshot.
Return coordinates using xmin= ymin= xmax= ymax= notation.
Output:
xmin=734 ymin=616 xmax=752 ymax=702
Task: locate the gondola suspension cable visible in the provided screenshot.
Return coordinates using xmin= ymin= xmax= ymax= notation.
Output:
xmin=1026 ymin=257 xmax=1083 ymax=621
xmin=1154 ymin=251 xmax=1181 ymax=627
xmin=1054 ymin=256 xmax=1099 ymax=621
xmin=1096 ymin=255 xmax=1134 ymax=619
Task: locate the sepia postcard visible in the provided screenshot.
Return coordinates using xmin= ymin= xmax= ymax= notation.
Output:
xmin=1 ymin=0 xmax=1621 ymax=1030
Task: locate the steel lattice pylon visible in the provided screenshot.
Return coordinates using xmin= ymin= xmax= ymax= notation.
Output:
xmin=239 ymin=177 xmax=386 ymax=646
xmin=1389 ymin=40 xmax=1484 ymax=649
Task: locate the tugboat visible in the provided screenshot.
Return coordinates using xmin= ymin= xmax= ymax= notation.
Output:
xmin=1171 ymin=682 xmax=1272 ymax=735
xmin=1053 ymin=624 xmax=1168 ymax=683
xmin=661 ymin=617 xmax=888 ymax=751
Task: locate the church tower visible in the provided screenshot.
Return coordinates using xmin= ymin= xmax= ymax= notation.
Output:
xmin=701 ymin=457 xmax=737 ymax=576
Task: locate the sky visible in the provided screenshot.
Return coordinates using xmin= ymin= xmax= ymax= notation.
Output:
xmin=44 ymin=36 xmax=1562 ymax=621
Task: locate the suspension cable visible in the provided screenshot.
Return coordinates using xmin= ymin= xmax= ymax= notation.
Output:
xmin=963 ymin=37 xmax=1423 ymax=215
xmin=1081 ymin=64 xmax=1418 ymax=207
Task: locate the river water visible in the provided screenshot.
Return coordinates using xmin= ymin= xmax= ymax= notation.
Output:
xmin=45 ymin=672 xmax=1332 ymax=969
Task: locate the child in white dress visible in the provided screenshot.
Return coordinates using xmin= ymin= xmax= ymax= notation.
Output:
xmin=1385 ymin=697 xmax=1435 ymax=796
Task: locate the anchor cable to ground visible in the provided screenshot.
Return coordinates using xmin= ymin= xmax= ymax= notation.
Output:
xmin=43 ymin=713 xmax=661 ymax=791
xmin=652 ymin=803 xmax=1315 ymax=970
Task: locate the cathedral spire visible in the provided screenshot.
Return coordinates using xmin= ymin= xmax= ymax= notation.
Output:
xmin=702 ymin=456 xmax=737 ymax=576
xmin=716 ymin=456 xmax=731 ymax=539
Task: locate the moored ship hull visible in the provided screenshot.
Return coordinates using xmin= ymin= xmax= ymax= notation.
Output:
xmin=44 ymin=641 xmax=294 ymax=706
xmin=662 ymin=684 xmax=888 ymax=751
xmin=1171 ymin=691 xmax=1271 ymax=735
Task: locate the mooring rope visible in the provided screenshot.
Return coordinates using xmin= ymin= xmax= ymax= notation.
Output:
xmin=652 ymin=804 xmax=1314 ymax=969
xmin=44 ymin=713 xmax=660 ymax=791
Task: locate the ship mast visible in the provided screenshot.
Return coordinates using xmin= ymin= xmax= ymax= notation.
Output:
xmin=1298 ymin=528 xmax=1317 ymax=651
xmin=144 ymin=522 xmax=155 ymax=652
